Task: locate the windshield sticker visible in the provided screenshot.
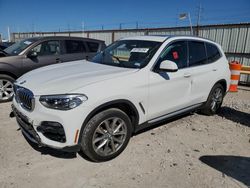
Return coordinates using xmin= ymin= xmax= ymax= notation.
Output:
xmin=131 ymin=48 xmax=149 ymax=53
xmin=24 ymin=41 xmax=32 ymax=45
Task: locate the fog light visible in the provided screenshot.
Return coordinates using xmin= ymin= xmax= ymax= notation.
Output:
xmin=37 ymin=121 xmax=66 ymax=143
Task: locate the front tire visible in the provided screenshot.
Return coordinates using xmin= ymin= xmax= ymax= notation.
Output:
xmin=201 ymin=83 xmax=225 ymax=115
xmin=0 ymin=74 xmax=15 ymax=103
xmin=80 ymin=108 xmax=132 ymax=162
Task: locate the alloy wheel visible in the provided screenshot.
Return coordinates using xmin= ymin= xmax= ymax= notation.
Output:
xmin=210 ymin=87 xmax=223 ymax=112
xmin=0 ymin=79 xmax=14 ymax=101
xmin=92 ymin=117 xmax=127 ymax=157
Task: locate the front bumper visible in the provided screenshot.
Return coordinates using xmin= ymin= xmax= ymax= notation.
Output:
xmin=12 ymin=105 xmax=41 ymax=144
xmin=11 ymin=104 xmax=82 ymax=153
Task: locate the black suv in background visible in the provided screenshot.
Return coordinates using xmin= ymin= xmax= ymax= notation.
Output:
xmin=0 ymin=42 xmax=15 ymax=51
xmin=0 ymin=36 xmax=106 ymax=102
xmin=0 ymin=42 xmax=15 ymax=57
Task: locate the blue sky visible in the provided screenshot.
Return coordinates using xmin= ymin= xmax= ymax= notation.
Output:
xmin=0 ymin=0 xmax=250 ymax=39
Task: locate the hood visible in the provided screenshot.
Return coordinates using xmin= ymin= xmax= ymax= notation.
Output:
xmin=0 ymin=54 xmax=16 ymax=59
xmin=16 ymin=60 xmax=138 ymax=95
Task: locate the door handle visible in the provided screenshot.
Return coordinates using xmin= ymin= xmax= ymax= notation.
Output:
xmin=212 ymin=68 xmax=217 ymax=71
xmin=184 ymin=73 xmax=191 ymax=78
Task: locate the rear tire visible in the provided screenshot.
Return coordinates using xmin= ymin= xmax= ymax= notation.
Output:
xmin=80 ymin=108 xmax=132 ymax=162
xmin=201 ymin=83 xmax=225 ymax=116
xmin=0 ymin=74 xmax=15 ymax=103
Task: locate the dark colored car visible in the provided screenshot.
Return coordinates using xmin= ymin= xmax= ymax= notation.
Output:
xmin=0 ymin=36 xmax=106 ymax=102
xmin=0 ymin=42 xmax=15 ymax=51
xmin=0 ymin=42 xmax=15 ymax=57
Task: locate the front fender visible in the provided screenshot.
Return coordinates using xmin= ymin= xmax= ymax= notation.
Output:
xmin=0 ymin=62 xmax=20 ymax=78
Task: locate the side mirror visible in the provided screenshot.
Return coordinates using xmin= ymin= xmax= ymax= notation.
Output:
xmin=159 ymin=60 xmax=178 ymax=72
xmin=27 ymin=51 xmax=38 ymax=58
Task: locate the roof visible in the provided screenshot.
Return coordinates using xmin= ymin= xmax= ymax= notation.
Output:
xmin=119 ymin=35 xmax=217 ymax=43
xmin=121 ymin=35 xmax=169 ymax=42
xmin=24 ymin=36 xmax=105 ymax=42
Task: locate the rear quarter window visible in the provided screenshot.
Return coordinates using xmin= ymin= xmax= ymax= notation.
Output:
xmin=87 ymin=42 xmax=99 ymax=52
xmin=206 ymin=42 xmax=221 ymax=63
xmin=65 ymin=40 xmax=86 ymax=53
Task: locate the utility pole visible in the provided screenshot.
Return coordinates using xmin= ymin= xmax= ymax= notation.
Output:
xmin=67 ymin=23 xmax=71 ymax=36
xmin=17 ymin=26 xmax=20 ymax=35
xmin=31 ymin=23 xmax=34 ymax=36
xmin=188 ymin=13 xmax=193 ymax=35
xmin=196 ymin=3 xmax=202 ymax=36
xmin=179 ymin=13 xmax=193 ymax=35
xmin=119 ymin=23 xmax=122 ymax=30
xmin=136 ymin=21 xmax=139 ymax=29
xmin=81 ymin=21 xmax=85 ymax=32
xmin=7 ymin=26 xmax=11 ymax=42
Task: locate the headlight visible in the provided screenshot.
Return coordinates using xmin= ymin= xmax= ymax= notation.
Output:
xmin=39 ymin=94 xmax=88 ymax=110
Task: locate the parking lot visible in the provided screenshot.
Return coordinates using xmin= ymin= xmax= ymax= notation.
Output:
xmin=0 ymin=87 xmax=249 ymax=188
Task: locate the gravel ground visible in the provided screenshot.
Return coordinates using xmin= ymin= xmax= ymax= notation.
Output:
xmin=0 ymin=87 xmax=249 ymax=188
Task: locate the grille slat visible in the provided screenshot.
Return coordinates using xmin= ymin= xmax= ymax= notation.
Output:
xmin=14 ymin=85 xmax=34 ymax=111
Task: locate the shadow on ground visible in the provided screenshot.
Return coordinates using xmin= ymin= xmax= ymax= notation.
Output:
xmin=22 ymin=132 xmax=93 ymax=161
xmin=218 ymin=107 xmax=250 ymax=127
xmin=134 ymin=113 xmax=191 ymax=135
xmin=22 ymin=132 xmax=77 ymax=159
xmin=200 ymin=155 xmax=250 ymax=187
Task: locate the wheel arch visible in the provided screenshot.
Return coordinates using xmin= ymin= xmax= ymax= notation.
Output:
xmin=204 ymin=79 xmax=227 ymax=104
xmin=214 ymin=79 xmax=227 ymax=93
xmin=0 ymin=71 xmax=18 ymax=79
xmin=78 ymin=99 xmax=140 ymax=144
xmin=202 ymin=79 xmax=227 ymax=109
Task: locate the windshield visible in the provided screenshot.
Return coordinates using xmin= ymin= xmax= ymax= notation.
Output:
xmin=4 ymin=38 xmax=39 ymax=55
xmin=92 ymin=40 xmax=162 ymax=69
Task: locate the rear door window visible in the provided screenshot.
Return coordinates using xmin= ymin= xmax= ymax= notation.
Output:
xmin=65 ymin=40 xmax=86 ymax=53
xmin=206 ymin=42 xmax=221 ymax=63
xmin=87 ymin=42 xmax=99 ymax=52
xmin=188 ymin=41 xmax=207 ymax=66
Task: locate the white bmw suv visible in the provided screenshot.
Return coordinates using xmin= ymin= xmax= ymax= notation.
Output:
xmin=11 ymin=36 xmax=231 ymax=161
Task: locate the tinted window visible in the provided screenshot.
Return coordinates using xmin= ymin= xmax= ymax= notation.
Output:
xmin=158 ymin=41 xmax=188 ymax=69
xmin=65 ymin=40 xmax=86 ymax=53
xmin=206 ymin=42 xmax=221 ymax=63
xmin=31 ymin=40 xmax=60 ymax=56
xmin=87 ymin=42 xmax=99 ymax=52
xmin=188 ymin=41 xmax=207 ymax=66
